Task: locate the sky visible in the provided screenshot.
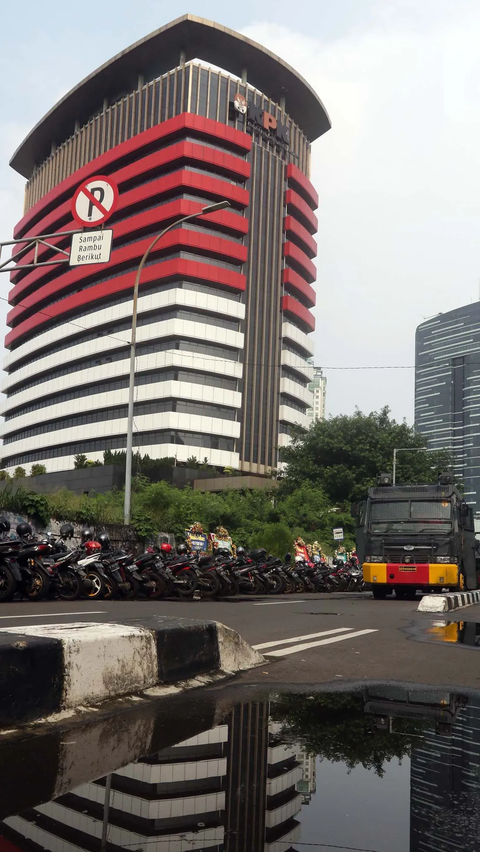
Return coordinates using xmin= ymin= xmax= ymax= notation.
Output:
xmin=1 ymin=0 xmax=480 ymax=424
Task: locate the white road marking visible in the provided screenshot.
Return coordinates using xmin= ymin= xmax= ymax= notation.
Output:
xmin=264 ymin=629 xmax=378 ymax=657
xmin=253 ymin=628 xmax=353 ymax=650
xmin=0 ymin=611 xmax=106 ymax=620
xmin=253 ymin=600 xmax=308 ymax=606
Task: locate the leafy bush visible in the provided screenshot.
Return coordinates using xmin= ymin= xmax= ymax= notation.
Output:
xmin=30 ymin=464 xmax=47 ymax=476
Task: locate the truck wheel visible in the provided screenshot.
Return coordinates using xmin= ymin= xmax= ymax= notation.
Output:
xmin=372 ymin=586 xmax=387 ymax=599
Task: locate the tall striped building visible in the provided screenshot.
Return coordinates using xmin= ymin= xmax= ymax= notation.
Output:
xmin=2 ymin=16 xmax=330 ymax=476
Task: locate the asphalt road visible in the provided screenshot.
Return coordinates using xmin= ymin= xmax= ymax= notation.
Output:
xmin=1 ymin=592 xmax=480 ymax=690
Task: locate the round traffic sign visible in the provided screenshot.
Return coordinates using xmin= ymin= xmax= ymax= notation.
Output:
xmin=72 ymin=175 xmax=118 ymax=226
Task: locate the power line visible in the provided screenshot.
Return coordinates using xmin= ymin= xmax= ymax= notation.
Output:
xmin=121 ymin=835 xmax=383 ymax=851
xmin=0 ymin=293 xmax=474 ymax=376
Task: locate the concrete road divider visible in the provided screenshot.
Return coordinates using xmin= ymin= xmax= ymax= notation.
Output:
xmin=418 ymin=590 xmax=480 ymax=613
xmin=0 ymin=688 xmax=232 ymax=820
xmin=0 ymin=617 xmax=264 ymax=730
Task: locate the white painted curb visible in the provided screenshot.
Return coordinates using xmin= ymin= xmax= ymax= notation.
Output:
xmin=1 ymin=622 xmax=159 ymax=709
xmin=0 ymin=617 xmax=264 ymax=728
xmin=216 ymin=621 xmax=265 ymax=673
xmin=417 ymin=590 xmax=480 ymax=613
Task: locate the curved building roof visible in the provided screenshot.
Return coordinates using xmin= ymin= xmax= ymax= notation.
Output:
xmin=10 ymin=15 xmax=331 ymax=179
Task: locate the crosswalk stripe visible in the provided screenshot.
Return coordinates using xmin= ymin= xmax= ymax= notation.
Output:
xmin=264 ymin=628 xmax=378 ymax=657
xmin=253 ymin=628 xmax=353 ymax=650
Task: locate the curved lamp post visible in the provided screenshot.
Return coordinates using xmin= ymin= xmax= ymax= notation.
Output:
xmin=123 ymin=200 xmax=231 ymax=524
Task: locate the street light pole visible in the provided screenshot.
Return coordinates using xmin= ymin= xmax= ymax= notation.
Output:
xmin=123 ymin=200 xmax=231 ymax=525
xmin=392 ymin=446 xmax=433 ymax=485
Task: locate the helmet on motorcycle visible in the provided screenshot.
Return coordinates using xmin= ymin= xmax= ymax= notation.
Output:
xmin=16 ymin=521 xmax=32 ymax=538
xmin=81 ymin=528 xmax=94 ymax=542
xmin=161 ymin=542 xmax=172 ymax=553
xmin=59 ymin=522 xmax=74 ymax=539
xmin=0 ymin=516 xmax=10 ymax=533
xmin=176 ymin=543 xmax=188 ymax=556
xmin=216 ymin=547 xmax=230 ymax=558
xmin=284 ymin=552 xmax=292 ymax=563
xmin=97 ymin=531 xmax=110 ymax=550
xmin=250 ymin=548 xmax=266 ymax=562
xmin=236 ymin=546 xmax=246 ymax=557
xmin=85 ymin=540 xmax=101 ymax=553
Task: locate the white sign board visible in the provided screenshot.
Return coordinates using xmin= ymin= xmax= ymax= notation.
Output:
xmin=333 ymin=527 xmax=344 ymax=541
xmin=72 ymin=175 xmax=118 ymax=226
xmin=70 ymin=229 xmax=113 ymax=266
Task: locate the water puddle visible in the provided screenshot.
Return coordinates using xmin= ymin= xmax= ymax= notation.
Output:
xmin=425 ymin=620 xmax=480 ymax=647
xmin=1 ymin=684 xmax=479 ymax=851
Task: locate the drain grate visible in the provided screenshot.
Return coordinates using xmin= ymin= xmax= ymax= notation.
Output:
xmin=306 ymin=611 xmax=342 ymax=616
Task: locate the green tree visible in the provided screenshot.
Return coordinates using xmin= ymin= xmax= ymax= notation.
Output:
xmin=280 ymin=407 xmax=453 ymax=504
xmin=272 ymin=692 xmax=427 ymax=778
xmin=74 ymin=454 xmax=88 ymax=469
xmin=14 ymin=467 xmax=26 ymax=478
xmin=30 ymin=464 xmax=47 ymax=476
xmin=249 ymin=522 xmax=292 ymax=558
xmin=185 ymin=456 xmax=200 ymax=469
xmin=0 ymin=471 xmax=10 ymax=481
xmin=85 ymin=459 xmax=102 ymax=467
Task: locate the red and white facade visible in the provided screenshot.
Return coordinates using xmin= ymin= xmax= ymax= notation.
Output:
xmin=3 ymin=17 xmax=330 ymax=475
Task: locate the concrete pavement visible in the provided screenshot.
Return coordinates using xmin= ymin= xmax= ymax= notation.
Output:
xmin=1 ymin=592 xmax=480 ymax=690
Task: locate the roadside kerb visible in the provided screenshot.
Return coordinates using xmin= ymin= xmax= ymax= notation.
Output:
xmin=0 ymin=617 xmax=264 ymax=730
xmin=418 ymin=590 xmax=480 ymax=613
xmin=0 ymin=688 xmax=233 ymax=820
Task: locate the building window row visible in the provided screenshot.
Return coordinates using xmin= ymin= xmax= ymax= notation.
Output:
xmin=281 ymin=343 xmax=311 ymax=364
xmin=281 ymin=395 xmax=309 ymax=413
xmin=113 ymin=222 xmax=244 ymax=256
xmin=5 ymin=367 xmax=239 ymax=421
xmin=10 ymin=330 xmax=240 ymax=379
xmin=14 ymin=299 xmax=240 ymax=356
xmin=3 ymin=429 xmax=236 ymax=467
xmin=281 ymin=367 xmax=308 ymax=388
xmin=7 ymin=360 xmax=238 ymax=412
xmin=4 ymin=398 xmax=238 ymax=444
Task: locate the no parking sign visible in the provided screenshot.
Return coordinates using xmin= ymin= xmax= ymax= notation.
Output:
xmin=72 ymin=175 xmax=118 ymax=226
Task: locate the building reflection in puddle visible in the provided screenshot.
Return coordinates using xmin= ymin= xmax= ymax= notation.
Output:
xmin=0 ymin=687 xmax=479 ymax=852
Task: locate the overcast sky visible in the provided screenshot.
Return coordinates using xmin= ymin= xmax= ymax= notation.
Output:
xmin=1 ymin=0 xmax=480 ymax=424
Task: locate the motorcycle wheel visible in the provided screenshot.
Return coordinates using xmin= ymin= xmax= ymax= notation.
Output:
xmin=295 ymin=578 xmax=307 ymax=594
xmin=174 ymin=568 xmax=198 ymax=598
xmin=0 ymin=564 xmax=17 ymax=602
xmin=24 ymin=567 xmax=51 ymax=601
xmin=57 ymin=569 xmax=81 ymax=601
xmin=223 ymin=576 xmax=240 ymax=597
xmin=266 ymin=574 xmax=284 ymax=595
xmin=83 ymin=569 xmax=106 ymax=600
xmin=284 ymin=576 xmax=296 ymax=594
xmin=103 ymin=575 xmax=119 ymax=600
xmin=144 ymin=571 xmax=167 ymax=599
xmin=120 ymin=576 xmax=140 ymax=600
xmin=243 ymin=574 xmax=265 ymax=595
xmin=197 ymin=571 xmax=221 ymax=598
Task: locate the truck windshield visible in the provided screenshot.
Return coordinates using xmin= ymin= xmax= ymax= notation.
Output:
xmin=369 ymin=501 xmax=452 ymax=533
